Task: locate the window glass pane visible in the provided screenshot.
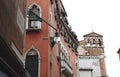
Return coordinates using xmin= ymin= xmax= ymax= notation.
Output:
xmin=25 ymin=50 xmax=39 ymax=77
xmin=35 ymin=21 xmax=40 ymax=28
xmin=31 ymin=21 xmax=34 ymax=27
xmin=26 ymin=55 xmax=38 ymax=77
xmin=31 ymin=5 xmax=40 ymax=16
xmin=80 ymin=71 xmax=92 ymax=77
xmin=50 ymin=62 xmax=52 ymax=77
xmin=93 ymin=39 xmax=96 ymax=44
xmin=87 ymin=39 xmax=90 ymax=43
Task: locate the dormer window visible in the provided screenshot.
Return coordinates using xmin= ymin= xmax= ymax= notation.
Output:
xmin=26 ymin=5 xmax=41 ymax=31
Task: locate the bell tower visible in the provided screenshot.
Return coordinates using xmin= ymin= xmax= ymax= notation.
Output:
xmin=80 ymin=31 xmax=107 ymax=77
xmin=80 ymin=32 xmax=104 ymax=56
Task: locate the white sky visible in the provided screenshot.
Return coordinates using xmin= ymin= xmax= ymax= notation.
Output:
xmin=62 ymin=0 xmax=120 ymax=77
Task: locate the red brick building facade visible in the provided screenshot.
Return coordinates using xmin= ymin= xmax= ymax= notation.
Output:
xmin=24 ymin=0 xmax=79 ymax=77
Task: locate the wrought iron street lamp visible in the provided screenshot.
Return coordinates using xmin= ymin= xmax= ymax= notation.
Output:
xmin=28 ymin=9 xmax=60 ymax=44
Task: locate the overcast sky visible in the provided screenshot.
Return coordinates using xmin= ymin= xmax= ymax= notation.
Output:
xmin=62 ymin=0 xmax=120 ymax=77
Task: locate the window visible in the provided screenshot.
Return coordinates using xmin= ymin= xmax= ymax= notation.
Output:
xmin=58 ymin=23 xmax=62 ymax=31
xmin=87 ymin=39 xmax=90 ymax=43
xmin=29 ymin=20 xmax=41 ymax=28
xmin=98 ymin=39 xmax=102 ymax=46
xmin=76 ymin=63 xmax=78 ymax=77
xmin=80 ymin=71 xmax=93 ymax=77
xmin=61 ymin=9 xmax=66 ymax=17
xmin=64 ymin=18 xmax=69 ymax=25
xmin=25 ymin=49 xmax=39 ymax=77
xmin=50 ymin=0 xmax=53 ymax=4
xmin=93 ymin=39 xmax=96 ymax=44
xmin=63 ymin=31 xmax=67 ymax=37
xmin=27 ymin=5 xmax=41 ymax=30
xmin=68 ymin=56 xmax=70 ymax=63
xmin=50 ymin=54 xmax=52 ymax=77
xmin=50 ymin=62 xmax=52 ymax=77
xmin=49 ymin=10 xmax=53 ymax=37
xmin=60 ymin=29 xmax=65 ymax=36
xmin=80 ymin=69 xmax=93 ymax=77
xmin=71 ymin=43 xmax=75 ymax=48
xmin=64 ymin=35 xmax=69 ymax=43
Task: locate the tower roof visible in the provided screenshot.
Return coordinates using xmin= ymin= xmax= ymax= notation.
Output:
xmin=84 ymin=32 xmax=103 ymax=37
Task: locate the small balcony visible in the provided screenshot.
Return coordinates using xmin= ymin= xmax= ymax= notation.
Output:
xmin=61 ymin=59 xmax=73 ymax=77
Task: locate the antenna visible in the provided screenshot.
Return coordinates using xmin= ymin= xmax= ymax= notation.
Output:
xmin=91 ymin=26 xmax=94 ymax=32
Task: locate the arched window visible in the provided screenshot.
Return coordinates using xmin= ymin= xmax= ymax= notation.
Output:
xmin=93 ymin=39 xmax=96 ymax=44
xmin=25 ymin=49 xmax=39 ymax=77
xmin=87 ymin=39 xmax=90 ymax=43
xmin=98 ymin=39 xmax=103 ymax=46
xmin=28 ymin=4 xmax=41 ymax=29
xmin=30 ymin=5 xmax=40 ymax=16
